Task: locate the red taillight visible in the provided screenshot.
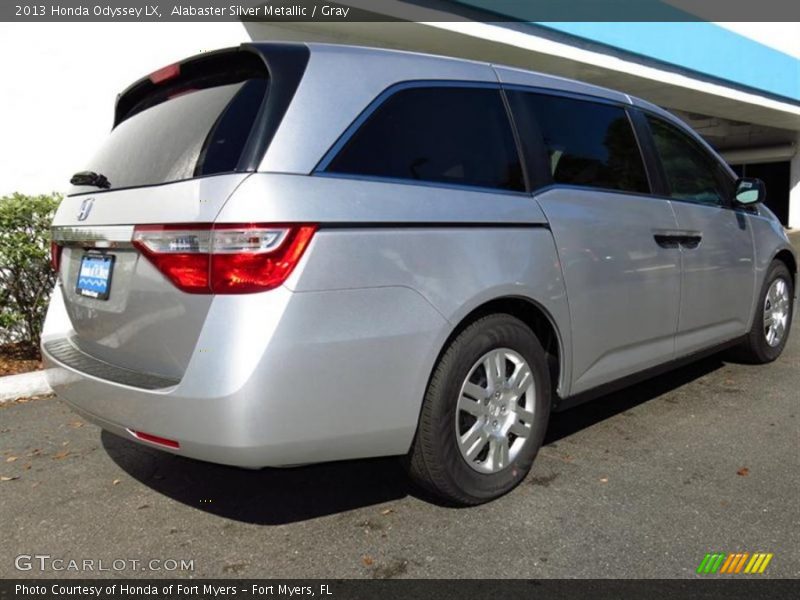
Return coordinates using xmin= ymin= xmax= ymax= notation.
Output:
xmin=132 ymin=223 xmax=317 ymax=294
xmin=149 ymin=62 xmax=180 ymax=84
xmin=50 ymin=241 xmax=62 ymax=272
xmin=131 ymin=430 xmax=180 ymax=449
xmin=211 ymin=226 xmax=317 ymax=293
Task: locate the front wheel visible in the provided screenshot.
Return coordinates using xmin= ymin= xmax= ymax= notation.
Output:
xmin=734 ymin=260 xmax=794 ymax=364
xmin=405 ymin=314 xmax=551 ymax=505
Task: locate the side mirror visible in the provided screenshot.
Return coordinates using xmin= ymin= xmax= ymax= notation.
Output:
xmin=733 ymin=177 xmax=766 ymax=206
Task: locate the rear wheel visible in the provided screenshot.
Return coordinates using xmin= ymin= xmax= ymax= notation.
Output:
xmin=734 ymin=261 xmax=793 ymax=364
xmin=405 ymin=314 xmax=551 ymax=505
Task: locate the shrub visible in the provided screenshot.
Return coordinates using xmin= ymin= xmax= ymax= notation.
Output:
xmin=0 ymin=193 xmax=62 ymax=357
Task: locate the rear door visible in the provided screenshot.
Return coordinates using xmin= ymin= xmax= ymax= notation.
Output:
xmin=506 ymin=89 xmax=682 ymax=395
xmin=643 ymin=114 xmax=755 ymax=355
xmin=50 ymin=48 xmax=281 ymax=380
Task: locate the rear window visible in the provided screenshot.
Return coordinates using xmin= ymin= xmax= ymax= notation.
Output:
xmin=509 ymin=91 xmax=649 ymax=194
xmin=77 ymin=54 xmax=267 ymax=191
xmin=325 ymin=86 xmax=525 ymax=192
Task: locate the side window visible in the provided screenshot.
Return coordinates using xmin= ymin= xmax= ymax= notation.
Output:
xmin=646 ymin=116 xmax=728 ymax=205
xmin=508 ymin=91 xmax=649 ymax=194
xmin=325 ymin=86 xmax=524 ymax=191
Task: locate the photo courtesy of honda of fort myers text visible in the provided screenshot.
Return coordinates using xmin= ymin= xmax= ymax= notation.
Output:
xmin=0 ymin=0 xmax=799 ymax=597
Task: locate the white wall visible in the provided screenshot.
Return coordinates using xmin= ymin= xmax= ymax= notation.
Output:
xmin=0 ymin=22 xmax=249 ymax=197
xmin=789 ymin=132 xmax=800 ymax=229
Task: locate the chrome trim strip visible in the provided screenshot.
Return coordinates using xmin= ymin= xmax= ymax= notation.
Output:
xmin=51 ymin=225 xmax=135 ymax=248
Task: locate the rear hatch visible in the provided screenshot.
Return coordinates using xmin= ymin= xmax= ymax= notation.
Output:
xmin=50 ymin=45 xmax=307 ymax=380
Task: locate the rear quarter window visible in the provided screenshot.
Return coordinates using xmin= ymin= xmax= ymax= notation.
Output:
xmin=325 ymin=86 xmax=525 ymax=192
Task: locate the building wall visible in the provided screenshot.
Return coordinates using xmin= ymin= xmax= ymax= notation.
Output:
xmin=791 ymin=133 xmax=800 ymax=229
xmin=0 ymin=22 xmax=249 ymax=196
xmin=533 ymin=22 xmax=800 ymax=103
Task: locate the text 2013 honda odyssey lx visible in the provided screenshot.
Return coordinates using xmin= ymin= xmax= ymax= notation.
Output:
xmin=43 ymin=43 xmax=796 ymax=505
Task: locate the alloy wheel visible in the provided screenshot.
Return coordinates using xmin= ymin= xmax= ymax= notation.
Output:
xmin=455 ymin=348 xmax=536 ymax=474
xmin=764 ymin=277 xmax=790 ymax=347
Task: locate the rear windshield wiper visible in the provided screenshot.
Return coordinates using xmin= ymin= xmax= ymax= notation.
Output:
xmin=70 ymin=171 xmax=111 ymax=189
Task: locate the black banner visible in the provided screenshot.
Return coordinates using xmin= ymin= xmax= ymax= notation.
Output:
xmin=2 ymin=580 xmax=799 ymax=600
xmin=3 ymin=0 xmax=800 ymax=22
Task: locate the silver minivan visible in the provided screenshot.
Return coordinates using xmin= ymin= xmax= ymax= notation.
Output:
xmin=43 ymin=43 xmax=796 ymax=504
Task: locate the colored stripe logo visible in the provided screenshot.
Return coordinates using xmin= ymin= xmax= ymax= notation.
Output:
xmin=697 ymin=552 xmax=773 ymax=574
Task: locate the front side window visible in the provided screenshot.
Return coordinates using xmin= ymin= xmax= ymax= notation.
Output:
xmin=325 ymin=86 xmax=524 ymax=191
xmin=646 ymin=116 xmax=729 ymax=205
xmin=508 ymin=92 xmax=649 ymax=194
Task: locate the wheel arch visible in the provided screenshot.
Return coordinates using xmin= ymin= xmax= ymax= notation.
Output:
xmin=432 ymin=296 xmax=567 ymax=404
xmin=773 ymin=248 xmax=797 ymax=288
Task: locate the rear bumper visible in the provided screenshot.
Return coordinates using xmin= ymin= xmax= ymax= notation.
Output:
xmin=42 ymin=284 xmax=448 ymax=468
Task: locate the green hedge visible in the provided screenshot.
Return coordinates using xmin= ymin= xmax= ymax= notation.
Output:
xmin=0 ymin=193 xmax=62 ymax=356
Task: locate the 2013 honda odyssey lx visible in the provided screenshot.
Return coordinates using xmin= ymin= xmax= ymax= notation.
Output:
xmin=43 ymin=43 xmax=796 ymax=505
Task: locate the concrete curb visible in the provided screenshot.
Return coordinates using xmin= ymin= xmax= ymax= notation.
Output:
xmin=0 ymin=370 xmax=52 ymax=403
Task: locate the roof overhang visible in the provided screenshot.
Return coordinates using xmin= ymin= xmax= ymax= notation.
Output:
xmin=243 ymin=19 xmax=800 ymax=132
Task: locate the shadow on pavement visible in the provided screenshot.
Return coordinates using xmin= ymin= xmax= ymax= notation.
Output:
xmin=545 ymin=354 xmax=726 ymax=444
xmin=102 ymin=430 xmax=417 ymax=525
xmin=104 ymin=353 xmax=727 ymax=525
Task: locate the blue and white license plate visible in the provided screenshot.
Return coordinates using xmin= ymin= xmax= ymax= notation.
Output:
xmin=76 ymin=254 xmax=115 ymax=300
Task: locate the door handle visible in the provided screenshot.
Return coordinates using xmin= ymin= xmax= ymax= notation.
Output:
xmin=653 ymin=234 xmax=681 ymax=249
xmin=680 ymin=235 xmax=702 ymax=249
xmin=653 ymin=231 xmax=702 ymax=249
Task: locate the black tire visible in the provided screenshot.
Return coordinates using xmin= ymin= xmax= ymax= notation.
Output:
xmin=733 ymin=260 xmax=794 ymax=364
xmin=405 ymin=313 xmax=551 ymax=505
